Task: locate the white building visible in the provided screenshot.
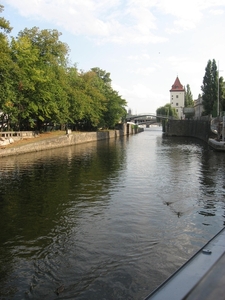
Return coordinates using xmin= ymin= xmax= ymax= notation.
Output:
xmin=194 ymin=95 xmax=204 ymax=119
xmin=170 ymin=77 xmax=185 ymax=119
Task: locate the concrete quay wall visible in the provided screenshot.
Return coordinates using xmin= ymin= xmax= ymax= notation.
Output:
xmin=0 ymin=124 xmax=143 ymax=158
xmin=165 ymin=119 xmax=215 ymax=142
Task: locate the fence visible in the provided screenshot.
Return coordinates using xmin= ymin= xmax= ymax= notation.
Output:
xmin=0 ymin=131 xmax=36 ymax=139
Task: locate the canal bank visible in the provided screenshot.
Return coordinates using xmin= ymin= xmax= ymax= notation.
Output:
xmin=0 ymin=123 xmax=143 ymax=158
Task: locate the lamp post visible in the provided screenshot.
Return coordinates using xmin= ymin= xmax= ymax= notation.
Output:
xmin=217 ymin=62 xmax=220 ymax=117
xmin=180 ymin=106 xmax=183 ymax=119
xmin=217 ymin=61 xmax=223 ymax=117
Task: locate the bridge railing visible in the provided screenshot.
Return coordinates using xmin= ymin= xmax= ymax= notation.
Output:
xmin=155 ymin=114 xmax=179 ymax=120
xmin=126 ymin=113 xmax=178 ymax=121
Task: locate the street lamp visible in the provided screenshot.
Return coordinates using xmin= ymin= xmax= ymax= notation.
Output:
xmin=217 ymin=61 xmax=223 ymax=117
xmin=217 ymin=62 xmax=220 ymax=117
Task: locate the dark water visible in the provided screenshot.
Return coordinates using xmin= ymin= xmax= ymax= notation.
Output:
xmin=0 ymin=128 xmax=225 ymax=300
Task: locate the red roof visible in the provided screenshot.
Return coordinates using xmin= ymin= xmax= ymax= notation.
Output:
xmin=170 ymin=76 xmax=184 ymax=92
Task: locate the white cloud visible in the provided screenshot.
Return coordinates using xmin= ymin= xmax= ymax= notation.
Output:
xmin=113 ymin=82 xmax=167 ymax=113
xmin=5 ymin=0 xmax=225 ymax=44
xmin=210 ymin=9 xmax=224 ymax=15
xmin=127 ymin=53 xmax=151 ymax=60
xmin=132 ymin=67 xmax=156 ymax=75
xmin=3 ymin=0 xmax=225 ymax=113
xmin=6 ymin=0 xmax=224 ymax=45
xmin=157 ymin=0 xmax=225 ymax=33
xmin=2 ymin=0 xmax=164 ymax=44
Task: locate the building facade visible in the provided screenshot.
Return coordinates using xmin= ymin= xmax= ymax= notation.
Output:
xmin=194 ymin=95 xmax=204 ymax=119
xmin=170 ymin=76 xmax=185 ymax=119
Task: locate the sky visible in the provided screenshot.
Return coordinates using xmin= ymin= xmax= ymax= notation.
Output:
xmin=1 ymin=0 xmax=225 ymax=114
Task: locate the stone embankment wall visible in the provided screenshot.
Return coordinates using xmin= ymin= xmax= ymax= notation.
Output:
xmin=165 ymin=119 xmax=216 ymax=142
xmin=0 ymin=123 xmax=143 ymax=158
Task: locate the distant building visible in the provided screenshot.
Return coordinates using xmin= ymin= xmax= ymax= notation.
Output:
xmin=194 ymin=95 xmax=204 ymax=119
xmin=128 ymin=108 xmax=132 ymax=115
xmin=170 ymin=76 xmax=185 ymax=119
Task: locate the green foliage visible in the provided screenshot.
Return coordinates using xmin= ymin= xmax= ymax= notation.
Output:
xmin=156 ymin=103 xmax=178 ymax=118
xmin=90 ymin=68 xmax=127 ymax=128
xmin=102 ymin=88 xmax=127 ymax=129
xmin=78 ymin=71 xmax=107 ymax=129
xmin=156 ymin=104 xmax=178 ymax=132
xmin=184 ymin=84 xmax=194 ymax=107
xmin=91 ymin=67 xmax=112 ymax=87
xmin=0 ymin=4 xmax=12 ymax=36
xmin=0 ymin=5 xmax=15 ymax=130
xmin=0 ymin=5 xmax=127 ymax=131
xmin=201 ymin=59 xmax=218 ymax=116
xmin=219 ymin=76 xmax=225 ymax=114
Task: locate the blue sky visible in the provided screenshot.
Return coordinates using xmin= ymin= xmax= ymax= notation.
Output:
xmin=1 ymin=0 xmax=225 ymax=114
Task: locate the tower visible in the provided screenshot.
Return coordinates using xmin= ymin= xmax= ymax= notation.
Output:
xmin=170 ymin=76 xmax=185 ymax=119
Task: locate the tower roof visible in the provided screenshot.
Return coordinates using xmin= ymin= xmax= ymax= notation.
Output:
xmin=170 ymin=76 xmax=184 ymax=92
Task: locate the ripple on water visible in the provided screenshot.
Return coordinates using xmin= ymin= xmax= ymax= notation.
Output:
xmin=0 ymin=131 xmax=225 ymax=299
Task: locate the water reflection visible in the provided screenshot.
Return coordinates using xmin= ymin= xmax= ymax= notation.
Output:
xmin=0 ymin=138 xmax=127 ymax=299
xmin=0 ymin=131 xmax=225 ymax=299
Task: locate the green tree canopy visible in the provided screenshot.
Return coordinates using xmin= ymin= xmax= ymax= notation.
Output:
xmin=184 ymin=84 xmax=194 ymax=107
xmin=219 ymin=76 xmax=225 ymax=113
xmin=0 ymin=4 xmax=12 ymax=36
xmin=91 ymin=67 xmax=112 ymax=87
xmin=18 ymin=27 xmax=69 ymax=67
xmin=156 ymin=103 xmax=178 ymax=118
xmin=0 ymin=4 xmax=15 ymax=130
xmin=156 ymin=103 xmax=178 ymax=132
xmin=10 ymin=27 xmax=70 ymax=130
xmin=103 ymin=88 xmax=127 ymax=128
xmin=0 ymin=6 xmax=128 ymax=132
xmin=201 ymin=59 xmax=218 ymax=116
xmin=91 ymin=68 xmax=127 ymax=128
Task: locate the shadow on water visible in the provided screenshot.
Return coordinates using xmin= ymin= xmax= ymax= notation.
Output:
xmin=0 ymin=138 xmax=127 ymax=299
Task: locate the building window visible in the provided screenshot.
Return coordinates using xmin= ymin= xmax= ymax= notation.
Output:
xmin=176 ymin=103 xmax=178 ymax=106
xmin=176 ymin=109 xmax=178 ymax=112
xmin=176 ymin=95 xmax=178 ymax=98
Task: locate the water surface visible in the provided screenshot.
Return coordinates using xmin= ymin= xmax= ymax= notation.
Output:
xmin=0 ymin=128 xmax=225 ymax=299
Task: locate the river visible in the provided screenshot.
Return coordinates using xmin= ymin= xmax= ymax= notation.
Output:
xmin=0 ymin=128 xmax=224 ymax=299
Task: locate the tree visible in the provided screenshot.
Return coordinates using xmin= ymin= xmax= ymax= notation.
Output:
xmin=0 ymin=4 xmax=12 ymax=35
xmin=91 ymin=68 xmax=127 ymax=128
xmin=13 ymin=27 xmax=70 ymax=130
xmin=67 ymin=66 xmax=92 ymax=129
xmin=0 ymin=7 xmax=128 ymax=132
xmin=18 ymin=27 xmax=69 ymax=67
xmin=67 ymin=70 xmax=107 ymax=130
xmin=156 ymin=103 xmax=178 ymax=132
xmin=219 ymin=76 xmax=225 ymax=113
xmin=0 ymin=4 xmax=15 ymax=130
xmin=80 ymin=71 xmax=107 ymax=129
xmin=10 ymin=36 xmax=40 ymax=129
xmin=201 ymin=59 xmax=218 ymax=116
xmin=184 ymin=84 xmax=194 ymax=107
xmin=103 ymin=88 xmax=127 ymax=128
xmin=91 ymin=67 xmax=112 ymax=87
xmin=156 ymin=103 xmax=178 ymax=118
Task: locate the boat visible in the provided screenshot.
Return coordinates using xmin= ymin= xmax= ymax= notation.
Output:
xmin=208 ymin=138 xmax=225 ymax=151
xmin=144 ymin=227 xmax=225 ymax=300
xmin=208 ymin=116 xmax=225 ymax=151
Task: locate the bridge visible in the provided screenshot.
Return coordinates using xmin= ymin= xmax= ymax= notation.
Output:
xmin=126 ymin=113 xmax=176 ymax=127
